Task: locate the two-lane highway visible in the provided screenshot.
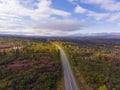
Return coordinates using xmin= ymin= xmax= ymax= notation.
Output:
xmin=56 ymin=45 xmax=78 ymax=90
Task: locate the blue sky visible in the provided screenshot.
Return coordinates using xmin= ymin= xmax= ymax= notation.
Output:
xmin=0 ymin=0 xmax=120 ymax=36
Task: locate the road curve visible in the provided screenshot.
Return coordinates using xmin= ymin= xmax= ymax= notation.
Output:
xmin=56 ymin=45 xmax=78 ymax=90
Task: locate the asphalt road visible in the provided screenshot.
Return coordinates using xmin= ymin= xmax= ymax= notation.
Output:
xmin=56 ymin=45 xmax=78 ymax=90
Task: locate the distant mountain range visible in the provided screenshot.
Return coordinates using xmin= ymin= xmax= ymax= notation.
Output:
xmin=0 ymin=33 xmax=120 ymax=39
xmin=69 ymin=33 xmax=120 ymax=39
xmin=86 ymin=33 xmax=120 ymax=39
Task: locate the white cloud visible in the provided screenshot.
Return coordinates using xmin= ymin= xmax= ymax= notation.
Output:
xmin=52 ymin=9 xmax=71 ymax=17
xmin=0 ymin=0 xmax=79 ymax=36
xmin=75 ymin=5 xmax=87 ymax=13
xmin=71 ymin=0 xmax=120 ymax=22
xmin=0 ymin=0 xmax=71 ymax=20
xmin=87 ymin=11 xmax=109 ymax=20
xmin=107 ymin=13 xmax=120 ymax=22
xmin=81 ymin=0 xmax=107 ymax=4
xmin=34 ymin=19 xmax=83 ymax=31
xmin=0 ymin=18 xmax=82 ymax=36
xmin=74 ymin=5 xmax=110 ymax=21
xmin=117 ymin=23 xmax=120 ymax=27
xmin=80 ymin=0 xmax=120 ymax=11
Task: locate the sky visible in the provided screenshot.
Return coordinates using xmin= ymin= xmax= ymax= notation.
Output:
xmin=0 ymin=0 xmax=120 ymax=36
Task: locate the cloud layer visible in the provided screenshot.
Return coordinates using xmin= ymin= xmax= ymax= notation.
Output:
xmin=0 ymin=0 xmax=83 ymax=36
xmin=72 ymin=0 xmax=120 ymax=26
xmin=0 ymin=0 xmax=120 ymax=36
xmin=81 ymin=0 xmax=120 ymax=11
